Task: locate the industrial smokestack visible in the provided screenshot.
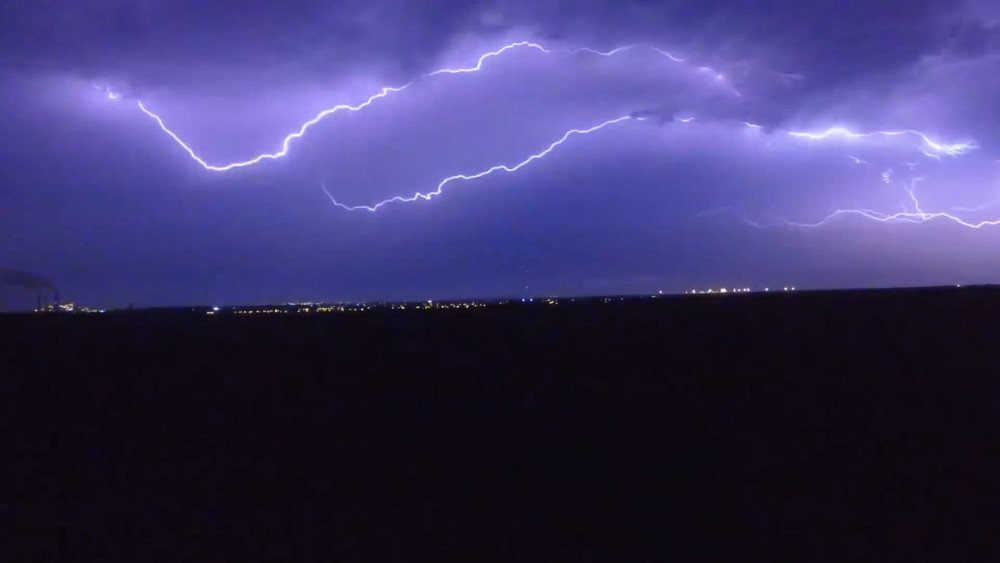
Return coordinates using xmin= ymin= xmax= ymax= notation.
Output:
xmin=0 ymin=269 xmax=55 ymax=292
xmin=0 ymin=269 xmax=57 ymax=312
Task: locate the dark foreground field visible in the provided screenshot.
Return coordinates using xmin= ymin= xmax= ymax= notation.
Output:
xmin=4 ymin=288 xmax=999 ymax=560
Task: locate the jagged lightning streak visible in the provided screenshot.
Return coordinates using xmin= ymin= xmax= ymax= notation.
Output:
xmin=132 ymin=41 xmax=738 ymax=172
xmin=652 ymin=48 xmax=685 ymax=63
xmin=425 ymin=40 xmax=552 ymax=76
xmin=785 ymin=203 xmax=1000 ymax=229
xmin=783 ymin=179 xmax=1000 ymax=229
xmin=787 ymin=127 xmax=976 ymax=158
xmin=137 ymin=85 xmax=409 ymax=171
xmin=314 ymin=111 xmax=973 ymax=213
xmin=322 ymin=115 xmax=634 ymax=212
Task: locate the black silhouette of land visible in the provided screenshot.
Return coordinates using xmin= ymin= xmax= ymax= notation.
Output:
xmin=5 ymin=286 xmax=998 ymax=560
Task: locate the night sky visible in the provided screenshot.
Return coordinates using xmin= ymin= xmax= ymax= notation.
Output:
xmin=2 ymin=0 xmax=999 ymax=309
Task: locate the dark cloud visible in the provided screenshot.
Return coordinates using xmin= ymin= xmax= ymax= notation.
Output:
xmin=491 ymin=0 xmax=962 ymax=81
xmin=0 ymin=0 xmax=487 ymax=88
xmin=2 ymin=0 xmax=1000 ymax=307
xmin=2 ymin=0 xmax=972 ymax=87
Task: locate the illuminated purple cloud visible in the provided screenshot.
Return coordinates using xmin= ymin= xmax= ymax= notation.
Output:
xmin=2 ymin=0 xmax=1000 ymax=307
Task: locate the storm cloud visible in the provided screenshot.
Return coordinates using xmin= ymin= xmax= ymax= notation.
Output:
xmin=1 ymin=0 xmax=998 ymax=308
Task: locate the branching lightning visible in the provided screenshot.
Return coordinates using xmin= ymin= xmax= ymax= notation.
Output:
xmin=109 ymin=38 xmax=993 ymax=230
xmin=131 ymin=41 xmax=735 ymax=172
xmin=781 ymin=179 xmax=1000 ymax=230
xmin=784 ymin=203 xmax=1000 ymax=230
xmin=137 ymin=85 xmax=410 ymax=171
xmin=787 ymin=127 xmax=977 ymax=158
xmin=322 ymin=115 xmax=634 ymax=212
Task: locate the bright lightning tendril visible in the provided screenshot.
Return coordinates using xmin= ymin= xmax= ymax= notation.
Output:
xmin=783 ymin=180 xmax=1000 ymax=230
xmin=137 ymin=86 xmax=409 ymax=171
xmin=787 ymin=127 xmax=976 ymax=158
xmin=322 ymin=115 xmax=634 ymax=212
xmin=119 ymin=40 xmax=989 ymax=226
xmin=785 ymin=203 xmax=1000 ymax=230
xmin=134 ymin=41 xmax=721 ymax=172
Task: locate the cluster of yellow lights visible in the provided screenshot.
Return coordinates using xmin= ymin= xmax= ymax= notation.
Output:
xmin=202 ymin=289 xmax=817 ymax=316
xmin=315 ymin=305 xmax=353 ymax=312
xmin=77 ymin=306 xmax=105 ymax=313
xmin=34 ymin=302 xmax=105 ymax=314
xmin=202 ymin=288 xmax=815 ymax=316
xmin=414 ymin=301 xmax=488 ymax=310
xmin=214 ymin=300 xmax=497 ymax=315
xmin=685 ymin=287 xmax=797 ymax=295
xmin=232 ymin=308 xmax=289 ymax=315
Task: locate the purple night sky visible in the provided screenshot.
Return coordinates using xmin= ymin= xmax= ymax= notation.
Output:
xmin=1 ymin=0 xmax=999 ymax=308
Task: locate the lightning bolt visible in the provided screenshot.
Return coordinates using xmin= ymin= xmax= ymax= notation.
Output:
xmin=784 ymin=205 xmax=1000 ymax=229
xmin=425 ymin=40 xmax=552 ymax=76
xmin=782 ymin=180 xmax=1000 ymax=229
xmin=137 ymin=85 xmax=410 ymax=171
xmin=322 ymin=115 xmax=634 ymax=212
xmin=787 ymin=127 xmax=976 ymax=158
xmin=652 ymin=48 xmax=685 ymax=63
xmin=132 ymin=41 xmax=735 ymax=173
xmin=119 ymin=40 xmax=989 ymax=227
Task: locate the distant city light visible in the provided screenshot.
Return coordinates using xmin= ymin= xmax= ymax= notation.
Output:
xmin=31 ymin=285 xmax=827 ymax=317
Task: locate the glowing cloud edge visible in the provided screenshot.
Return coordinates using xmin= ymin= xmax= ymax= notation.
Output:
xmin=133 ymin=41 xmax=716 ymax=172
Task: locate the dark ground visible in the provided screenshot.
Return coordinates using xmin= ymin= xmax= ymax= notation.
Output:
xmin=3 ymin=287 xmax=999 ymax=560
